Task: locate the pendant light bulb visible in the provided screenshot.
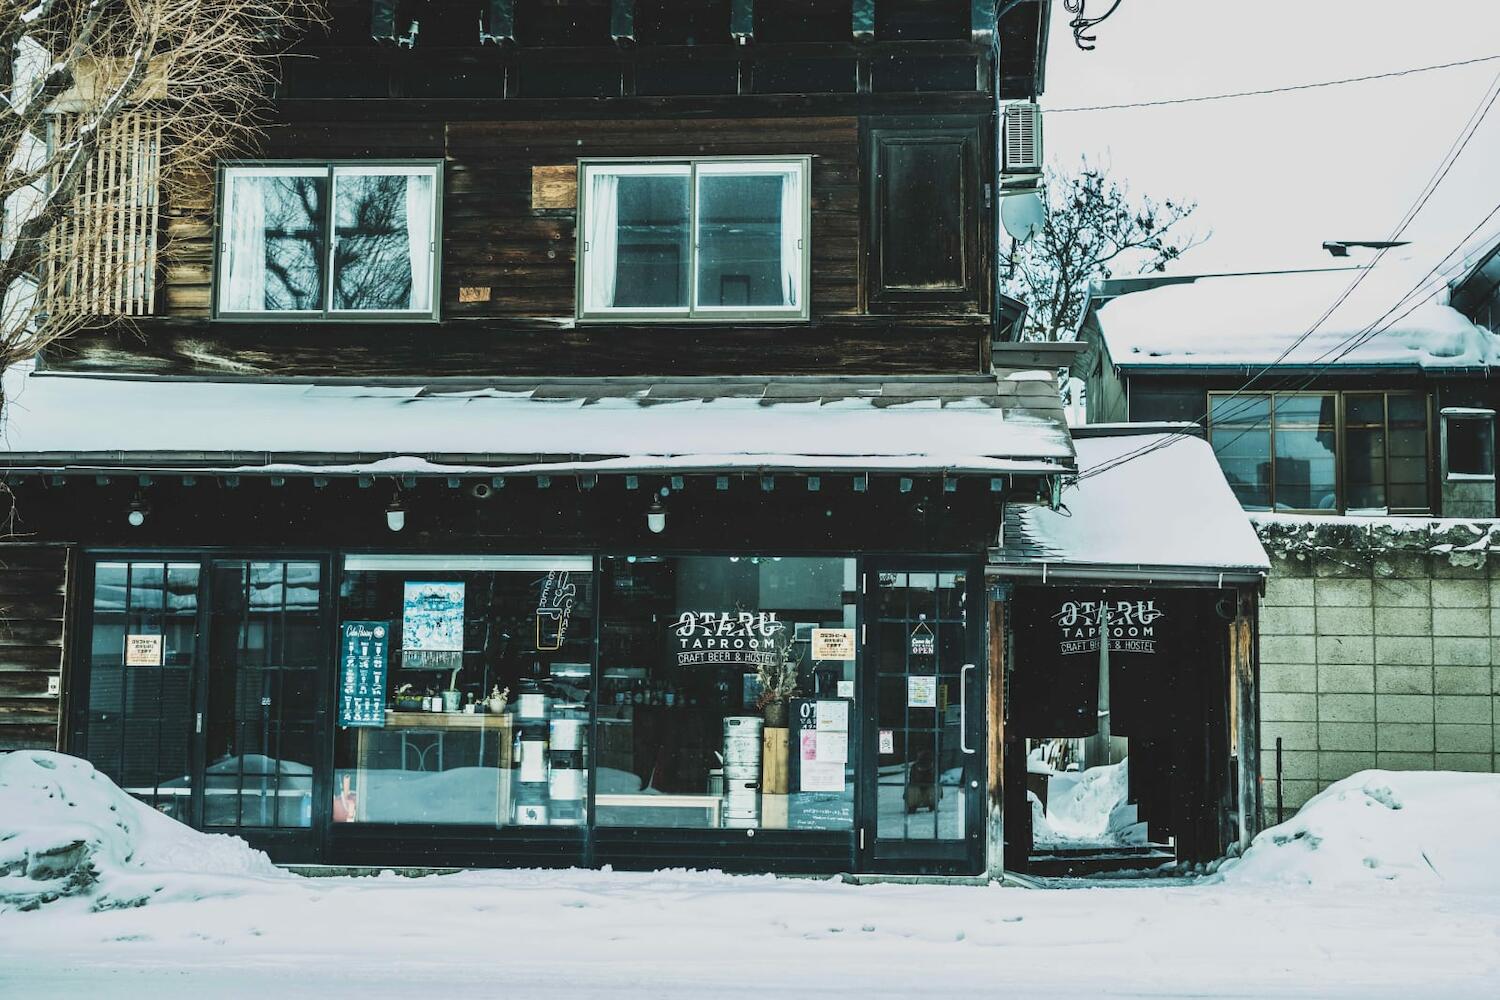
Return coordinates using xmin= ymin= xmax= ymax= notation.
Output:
xmin=126 ymin=495 xmax=148 ymax=528
xmin=646 ymin=497 xmax=666 ymax=534
xmin=386 ymin=493 xmax=406 ymax=532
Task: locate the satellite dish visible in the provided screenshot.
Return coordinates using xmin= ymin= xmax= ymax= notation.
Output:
xmin=1001 ymin=190 xmax=1046 ymax=242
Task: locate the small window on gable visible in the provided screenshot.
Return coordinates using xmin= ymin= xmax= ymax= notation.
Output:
xmin=1441 ymin=408 xmax=1495 ymax=480
xmin=217 ymin=162 xmax=440 ymax=320
xmin=578 ymin=157 xmax=809 ymax=321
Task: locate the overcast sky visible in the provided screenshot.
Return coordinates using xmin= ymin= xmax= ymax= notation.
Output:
xmin=1040 ymin=0 xmax=1500 ymax=291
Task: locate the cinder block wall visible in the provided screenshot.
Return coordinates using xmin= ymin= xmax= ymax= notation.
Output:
xmin=1255 ymin=520 xmax=1500 ymax=823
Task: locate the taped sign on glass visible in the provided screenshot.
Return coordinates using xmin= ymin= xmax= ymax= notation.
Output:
xmin=339 ymin=621 xmax=390 ymax=728
xmin=907 ymin=675 xmax=937 ymax=708
xmin=811 ymin=628 xmax=856 ymax=661
xmin=124 ymin=634 xmax=163 ymax=667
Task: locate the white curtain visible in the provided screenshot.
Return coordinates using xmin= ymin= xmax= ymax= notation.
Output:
xmin=584 ymin=171 xmax=620 ymax=312
xmin=405 ymin=172 xmax=433 ymax=312
xmin=223 ymin=176 xmax=266 ymax=311
xmin=779 ymin=167 xmax=802 ymax=308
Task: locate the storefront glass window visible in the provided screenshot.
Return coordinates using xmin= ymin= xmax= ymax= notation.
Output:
xmin=597 ymin=556 xmax=857 ymax=832
xmin=333 ymin=555 xmax=594 ymax=827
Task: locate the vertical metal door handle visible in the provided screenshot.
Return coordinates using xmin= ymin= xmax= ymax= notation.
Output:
xmin=959 ymin=664 xmax=976 ymax=755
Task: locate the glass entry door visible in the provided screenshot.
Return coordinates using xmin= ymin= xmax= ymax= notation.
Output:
xmin=78 ymin=556 xmax=329 ymax=855
xmin=859 ymin=562 xmax=984 ymax=874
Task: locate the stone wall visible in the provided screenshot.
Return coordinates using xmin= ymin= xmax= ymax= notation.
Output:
xmin=1256 ymin=518 xmax=1500 ymax=822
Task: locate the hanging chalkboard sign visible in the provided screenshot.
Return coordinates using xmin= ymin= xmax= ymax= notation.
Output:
xmin=340 ymin=621 xmax=390 ymax=728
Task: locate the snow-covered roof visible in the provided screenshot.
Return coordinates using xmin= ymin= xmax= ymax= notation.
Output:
xmin=1090 ymin=267 xmax=1500 ymax=371
xmin=0 ymin=366 xmax=1075 ymax=476
xmin=995 ymin=430 xmax=1269 ymax=580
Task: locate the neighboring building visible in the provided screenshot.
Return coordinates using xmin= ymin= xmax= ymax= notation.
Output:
xmin=1075 ymin=261 xmax=1500 ymax=819
xmin=0 ymin=1 xmax=1261 ymax=878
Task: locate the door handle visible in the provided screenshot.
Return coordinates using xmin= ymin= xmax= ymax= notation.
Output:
xmin=959 ymin=663 xmax=976 ymax=755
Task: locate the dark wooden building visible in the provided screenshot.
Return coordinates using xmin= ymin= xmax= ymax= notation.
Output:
xmin=1 ymin=1 xmax=1260 ymax=878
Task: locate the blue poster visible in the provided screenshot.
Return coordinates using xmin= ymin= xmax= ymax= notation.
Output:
xmin=402 ymin=581 xmax=465 ymax=670
xmin=339 ymin=621 xmax=390 ymax=728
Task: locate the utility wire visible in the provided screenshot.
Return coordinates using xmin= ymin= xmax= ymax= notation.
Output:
xmin=1070 ymin=64 xmax=1500 ymax=484
xmin=1048 ymin=53 xmax=1500 ymax=113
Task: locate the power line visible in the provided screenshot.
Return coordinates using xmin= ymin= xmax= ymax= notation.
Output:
xmin=1070 ymin=63 xmax=1500 ymax=484
xmin=1048 ymin=53 xmax=1500 ymax=114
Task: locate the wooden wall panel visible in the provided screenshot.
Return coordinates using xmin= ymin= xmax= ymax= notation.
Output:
xmin=0 ymin=546 xmax=69 ymax=751
xmin=443 ymin=116 xmax=861 ymax=319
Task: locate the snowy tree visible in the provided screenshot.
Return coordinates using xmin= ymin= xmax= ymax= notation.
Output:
xmin=0 ymin=0 xmax=321 ymax=406
xmin=1002 ymin=159 xmax=1202 ymax=342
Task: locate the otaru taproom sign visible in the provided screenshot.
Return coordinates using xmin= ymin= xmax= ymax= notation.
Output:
xmin=672 ymin=611 xmax=788 ymax=667
xmin=1055 ymin=598 xmax=1166 ymax=656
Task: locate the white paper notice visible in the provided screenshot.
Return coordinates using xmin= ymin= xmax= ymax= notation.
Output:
xmin=836 ymin=679 xmax=854 ymax=699
xmin=815 ymin=731 xmax=848 ymax=764
xmin=800 ymin=760 xmax=844 ymax=793
xmin=124 ymin=634 xmax=163 ymax=667
xmin=879 ymin=729 xmax=895 ymax=754
xmin=815 ymin=700 xmax=849 ymax=732
xmin=907 ymin=675 xmax=937 ymax=708
xmin=811 ymin=628 xmax=856 ymax=661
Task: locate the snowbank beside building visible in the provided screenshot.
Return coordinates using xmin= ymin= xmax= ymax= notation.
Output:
xmin=0 ymin=751 xmax=283 ymax=912
xmin=1222 ymin=770 xmax=1500 ymax=891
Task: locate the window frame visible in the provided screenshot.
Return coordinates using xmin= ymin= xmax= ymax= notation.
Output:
xmin=213 ymin=159 xmax=443 ymax=323
xmin=575 ymin=155 xmax=812 ymax=323
xmin=1207 ymin=389 xmax=1432 ymax=515
xmin=1439 ymin=407 xmax=1497 ymax=482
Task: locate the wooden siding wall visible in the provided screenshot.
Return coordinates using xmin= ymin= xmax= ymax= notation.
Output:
xmin=0 ymin=546 xmax=69 ymax=750
xmin=161 ymin=117 xmax=857 ymax=322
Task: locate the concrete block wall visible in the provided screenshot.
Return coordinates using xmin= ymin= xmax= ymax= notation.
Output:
xmin=1257 ymin=528 xmax=1500 ymax=823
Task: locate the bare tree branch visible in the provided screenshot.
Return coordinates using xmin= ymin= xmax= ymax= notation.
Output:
xmin=1002 ymin=158 xmax=1206 ymax=342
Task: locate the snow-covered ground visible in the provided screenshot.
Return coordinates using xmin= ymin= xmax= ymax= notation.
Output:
xmin=3 ymin=751 xmax=1499 ymax=999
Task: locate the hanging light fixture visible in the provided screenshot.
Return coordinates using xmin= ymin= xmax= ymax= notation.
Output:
xmin=646 ymin=497 xmax=666 ymax=534
xmin=386 ymin=491 xmax=406 ymax=532
xmin=126 ymin=494 xmax=149 ymax=528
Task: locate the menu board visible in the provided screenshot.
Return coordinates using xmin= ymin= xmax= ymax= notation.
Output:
xmin=340 ymin=621 xmax=390 ymax=728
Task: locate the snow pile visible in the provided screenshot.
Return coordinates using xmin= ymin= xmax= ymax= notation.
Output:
xmin=1222 ymin=770 xmax=1500 ymax=891
xmin=1033 ymin=759 xmax=1147 ymax=848
xmin=0 ymin=751 xmax=283 ymax=912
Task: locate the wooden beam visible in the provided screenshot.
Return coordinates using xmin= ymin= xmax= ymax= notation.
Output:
xmin=730 ymin=0 xmax=754 ymax=43
xmin=986 ymin=592 xmax=1006 ymax=878
xmin=1232 ymin=599 xmax=1261 ymax=851
xmin=852 ymin=0 xmax=875 ymax=42
xmin=611 ymin=0 xmax=635 ymax=45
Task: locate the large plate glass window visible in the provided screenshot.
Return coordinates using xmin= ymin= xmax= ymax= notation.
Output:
xmin=217 ymin=162 xmax=439 ymax=319
xmin=332 ymin=555 xmax=594 ymax=828
xmin=597 ymin=556 xmax=856 ymax=833
xmin=579 ymin=157 xmax=809 ymax=321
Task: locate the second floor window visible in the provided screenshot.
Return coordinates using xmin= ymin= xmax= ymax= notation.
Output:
xmin=578 ymin=157 xmax=809 ymax=321
xmin=1209 ymin=391 xmax=1429 ymax=513
xmin=217 ymin=162 xmax=440 ymax=319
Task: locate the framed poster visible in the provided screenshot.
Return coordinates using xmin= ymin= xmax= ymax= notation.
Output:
xmin=401 ymin=581 xmax=465 ymax=670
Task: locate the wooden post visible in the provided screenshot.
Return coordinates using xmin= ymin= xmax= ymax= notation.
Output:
xmin=761 ymin=726 xmax=789 ymax=794
xmin=986 ymin=591 xmax=1006 ymax=879
xmin=1231 ymin=593 xmax=1260 ymax=850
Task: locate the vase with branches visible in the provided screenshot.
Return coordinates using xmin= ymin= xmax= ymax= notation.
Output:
xmin=754 ymin=643 xmax=801 ymax=728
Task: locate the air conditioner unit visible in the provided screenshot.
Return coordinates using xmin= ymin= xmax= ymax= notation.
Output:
xmin=1003 ymin=102 xmax=1043 ymax=174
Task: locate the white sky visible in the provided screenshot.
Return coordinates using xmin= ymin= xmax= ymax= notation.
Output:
xmin=1040 ymin=0 xmax=1500 ymax=289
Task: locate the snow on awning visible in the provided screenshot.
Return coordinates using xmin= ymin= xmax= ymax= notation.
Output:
xmin=0 ymin=367 xmax=1075 ymax=476
xmin=993 ymin=430 xmax=1269 ymax=582
xmin=1093 ymin=267 xmax=1500 ymax=371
